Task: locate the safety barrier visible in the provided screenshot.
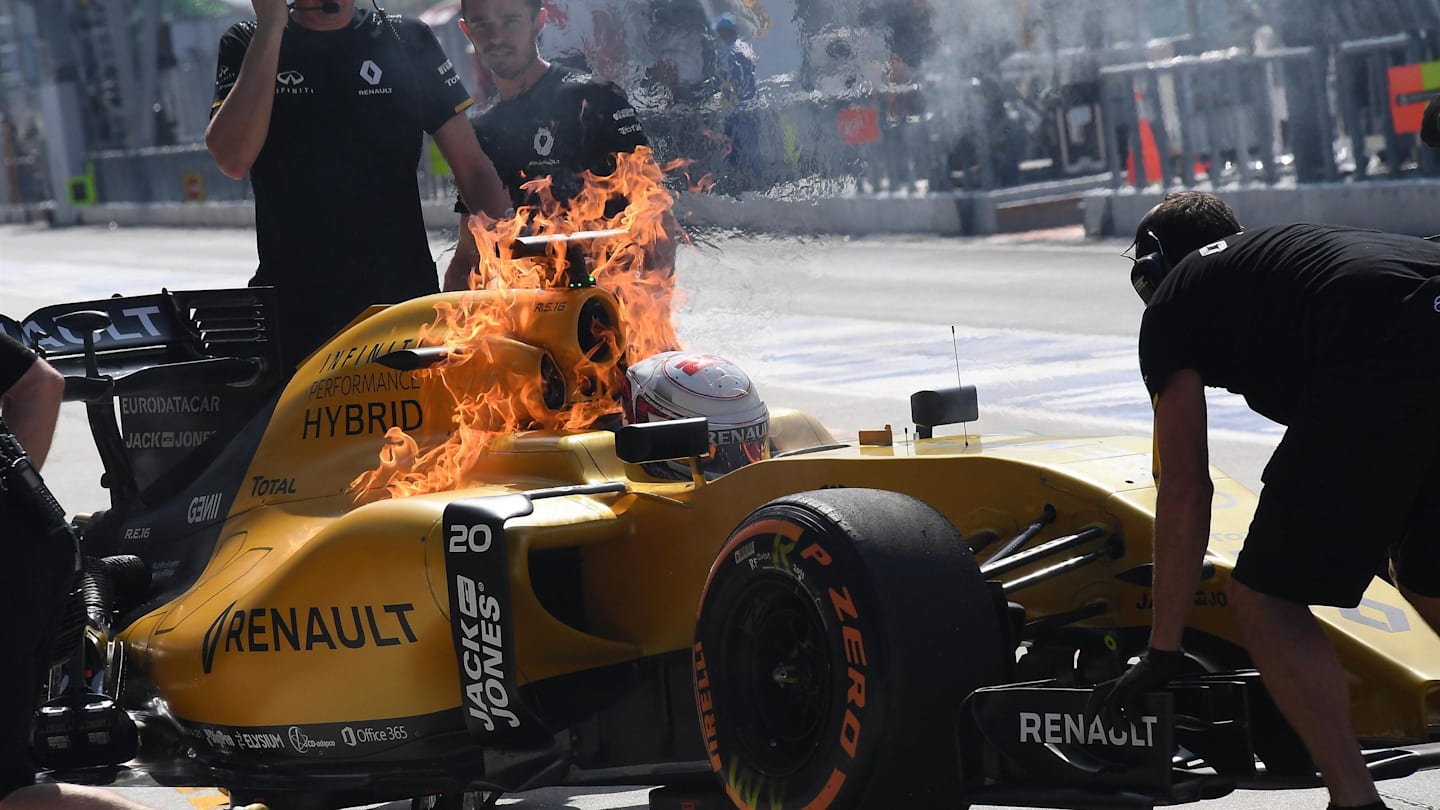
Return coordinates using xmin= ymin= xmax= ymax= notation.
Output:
xmin=16 ymin=38 xmax=1439 ymax=235
xmin=89 ymin=144 xmax=248 ymax=205
xmin=642 ymin=84 xmax=950 ymax=197
xmin=76 ymin=86 xmax=962 ymax=208
xmin=1099 ymin=36 xmax=1439 ymax=190
xmin=1334 ymin=33 xmax=1439 ymax=179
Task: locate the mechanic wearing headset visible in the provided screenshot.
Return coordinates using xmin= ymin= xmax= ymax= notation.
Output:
xmin=1089 ymin=191 xmax=1440 ymax=810
xmin=442 ymin=0 xmax=680 ymax=292
xmin=0 ymin=335 xmax=265 ymax=809
xmin=207 ymin=0 xmax=511 ymax=369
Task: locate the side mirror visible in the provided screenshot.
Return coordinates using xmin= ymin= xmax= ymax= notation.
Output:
xmin=911 ymin=385 xmax=979 ymax=440
xmin=616 ymin=417 xmax=710 ymax=465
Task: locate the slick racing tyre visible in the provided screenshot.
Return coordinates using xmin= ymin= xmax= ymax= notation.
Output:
xmin=693 ymin=488 xmax=1008 ymax=810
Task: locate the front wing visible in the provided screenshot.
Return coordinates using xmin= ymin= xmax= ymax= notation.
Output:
xmin=960 ymin=673 xmax=1440 ymax=807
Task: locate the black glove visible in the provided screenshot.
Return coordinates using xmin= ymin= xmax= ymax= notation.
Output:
xmin=1085 ymin=648 xmax=1187 ymax=729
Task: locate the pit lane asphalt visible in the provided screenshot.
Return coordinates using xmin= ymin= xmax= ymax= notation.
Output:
xmin=1 ymin=224 xmax=1435 ymax=810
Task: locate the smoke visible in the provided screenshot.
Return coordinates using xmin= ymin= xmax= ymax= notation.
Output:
xmin=530 ymin=0 xmax=1142 ymax=201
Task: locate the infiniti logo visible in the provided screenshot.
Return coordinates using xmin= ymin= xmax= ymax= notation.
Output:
xmin=276 ymin=69 xmax=315 ymax=96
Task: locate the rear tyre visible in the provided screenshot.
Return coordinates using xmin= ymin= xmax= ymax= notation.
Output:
xmin=693 ymin=488 xmax=1008 ymax=809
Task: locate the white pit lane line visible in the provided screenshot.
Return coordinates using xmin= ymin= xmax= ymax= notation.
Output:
xmin=680 ymin=311 xmax=1284 ymax=443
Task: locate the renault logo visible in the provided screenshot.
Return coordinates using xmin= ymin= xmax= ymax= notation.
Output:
xmin=360 ymin=60 xmax=383 ymax=86
xmin=277 ymin=70 xmax=305 ymax=86
xmin=534 ymin=126 xmax=555 ymax=157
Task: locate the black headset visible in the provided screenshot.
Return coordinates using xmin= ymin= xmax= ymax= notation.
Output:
xmin=1129 ymin=228 xmax=1171 ymax=305
xmin=1128 ymin=200 xmax=1173 ymax=305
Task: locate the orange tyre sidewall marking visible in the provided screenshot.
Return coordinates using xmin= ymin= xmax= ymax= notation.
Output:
xmin=696 ymin=514 xmax=860 ymax=810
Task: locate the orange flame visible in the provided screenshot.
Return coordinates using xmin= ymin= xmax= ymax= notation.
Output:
xmin=349 ymin=147 xmax=684 ymax=502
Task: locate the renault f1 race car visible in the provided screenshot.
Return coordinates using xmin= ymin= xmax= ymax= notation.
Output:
xmin=6 ymin=234 xmax=1440 ymax=810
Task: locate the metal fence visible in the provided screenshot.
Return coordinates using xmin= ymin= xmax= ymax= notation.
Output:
xmin=78 ymin=85 xmax=955 ymax=210
xmin=642 ymin=82 xmax=949 ymax=197
xmin=28 ymin=32 xmax=1440 ymax=215
xmin=1099 ymin=34 xmax=1439 ymax=190
xmin=89 ymin=144 xmax=248 ymax=205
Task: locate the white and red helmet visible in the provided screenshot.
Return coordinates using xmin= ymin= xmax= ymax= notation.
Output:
xmin=621 ymin=351 xmax=770 ymax=479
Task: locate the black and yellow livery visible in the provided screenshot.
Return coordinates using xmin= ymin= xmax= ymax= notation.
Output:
xmin=8 ymin=268 xmax=1440 ymax=810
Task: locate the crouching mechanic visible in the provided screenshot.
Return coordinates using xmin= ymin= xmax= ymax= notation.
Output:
xmin=1088 ymin=191 xmax=1440 ymax=810
xmin=621 ymin=351 xmax=769 ymax=480
xmin=1 ymin=335 xmax=270 ymax=809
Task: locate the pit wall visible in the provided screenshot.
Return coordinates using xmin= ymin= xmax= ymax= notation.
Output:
xmin=9 ymin=177 xmax=1433 ymax=239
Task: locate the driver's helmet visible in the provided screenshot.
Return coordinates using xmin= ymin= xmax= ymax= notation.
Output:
xmin=621 ymin=351 xmax=770 ymax=480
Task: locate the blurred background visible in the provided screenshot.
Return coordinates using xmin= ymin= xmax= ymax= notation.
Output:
xmin=0 ymin=0 xmax=1436 ymax=229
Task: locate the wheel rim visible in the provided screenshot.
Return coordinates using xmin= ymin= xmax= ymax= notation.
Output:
xmin=725 ymin=574 xmax=832 ymax=775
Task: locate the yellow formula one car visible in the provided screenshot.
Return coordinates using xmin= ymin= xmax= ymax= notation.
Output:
xmin=6 ymin=246 xmax=1440 ymax=810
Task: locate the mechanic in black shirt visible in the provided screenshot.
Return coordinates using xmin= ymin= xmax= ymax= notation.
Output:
xmin=0 ymin=333 xmax=68 ymax=805
xmin=0 ymin=336 xmax=219 ymax=809
xmin=207 ymin=0 xmax=511 ymax=369
xmin=442 ymin=0 xmax=679 ymax=292
xmin=1092 ymin=191 xmax=1440 ymax=810
xmin=0 ymin=334 xmax=63 ymax=470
